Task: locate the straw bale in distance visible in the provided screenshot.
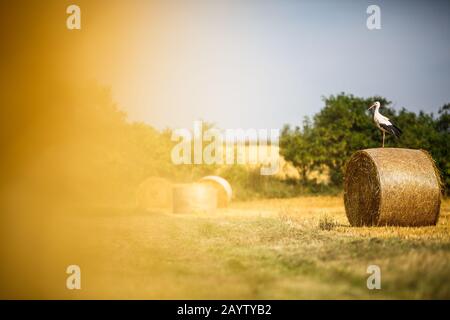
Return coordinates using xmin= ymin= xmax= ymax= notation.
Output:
xmin=135 ymin=177 xmax=172 ymax=210
xmin=199 ymin=176 xmax=232 ymax=208
xmin=172 ymin=183 xmax=218 ymax=213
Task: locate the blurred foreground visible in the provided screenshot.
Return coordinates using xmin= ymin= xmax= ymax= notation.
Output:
xmin=1 ymin=196 xmax=449 ymax=299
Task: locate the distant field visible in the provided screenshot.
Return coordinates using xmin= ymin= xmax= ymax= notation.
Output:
xmin=28 ymin=196 xmax=450 ymax=299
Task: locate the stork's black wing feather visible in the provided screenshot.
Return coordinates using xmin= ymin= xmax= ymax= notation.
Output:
xmin=392 ymin=123 xmax=402 ymax=135
xmin=380 ymin=123 xmax=402 ymax=138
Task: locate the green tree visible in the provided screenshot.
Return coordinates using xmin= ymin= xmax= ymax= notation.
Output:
xmin=280 ymin=93 xmax=449 ymax=192
xmin=434 ymin=104 xmax=450 ymax=192
xmin=280 ymin=117 xmax=315 ymax=184
xmin=310 ymin=93 xmax=390 ymax=186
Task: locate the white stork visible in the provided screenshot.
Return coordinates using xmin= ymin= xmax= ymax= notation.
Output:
xmin=368 ymin=101 xmax=402 ymax=147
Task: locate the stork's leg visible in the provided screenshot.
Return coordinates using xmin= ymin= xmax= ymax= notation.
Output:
xmin=382 ymin=131 xmax=385 ymax=148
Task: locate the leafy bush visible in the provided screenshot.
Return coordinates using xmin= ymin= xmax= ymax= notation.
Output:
xmin=281 ymin=93 xmax=449 ymax=194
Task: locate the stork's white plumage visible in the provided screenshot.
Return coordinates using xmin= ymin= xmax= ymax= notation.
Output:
xmin=368 ymin=101 xmax=402 ymax=147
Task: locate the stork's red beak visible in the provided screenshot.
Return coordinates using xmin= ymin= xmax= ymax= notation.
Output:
xmin=368 ymin=103 xmax=376 ymax=110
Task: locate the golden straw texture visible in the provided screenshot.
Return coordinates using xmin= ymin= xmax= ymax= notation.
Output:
xmin=344 ymin=148 xmax=441 ymax=226
xmin=199 ymin=176 xmax=232 ymax=208
xmin=172 ymin=183 xmax=218 ymax=214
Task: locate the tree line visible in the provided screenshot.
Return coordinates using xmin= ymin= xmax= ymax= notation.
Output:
xmin=3 ymin=84 xmax=447 ymax=208
xmin=280 ymin=93 xmax=449 ymax=194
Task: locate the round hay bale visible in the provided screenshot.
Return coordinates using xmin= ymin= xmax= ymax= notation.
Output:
xmin=135 ymin=177 xmax=172 ymax=210
xmin=344 ymin=148 xmax=441 ymax=226
xmin=199 ymin=176 xmax=232 ymax=208
xmin=172 ymin=183 xmax=218 ymax=213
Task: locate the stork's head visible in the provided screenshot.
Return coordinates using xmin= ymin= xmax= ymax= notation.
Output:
xmin=368 ymin=101 xmax=380 ymax=110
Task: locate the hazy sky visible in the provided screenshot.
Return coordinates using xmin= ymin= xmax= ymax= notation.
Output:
xmin=93 ymin=0 xmax=450 ymax=130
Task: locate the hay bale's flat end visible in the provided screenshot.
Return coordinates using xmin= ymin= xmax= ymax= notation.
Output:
xmin=344 ymin=148 xmax=441 ymax=227
xmin=199 ymin=176 xmax=232 ymax=208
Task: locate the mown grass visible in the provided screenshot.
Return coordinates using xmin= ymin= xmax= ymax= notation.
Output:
xmin=50 ymin=196 xmax=450 ymax=299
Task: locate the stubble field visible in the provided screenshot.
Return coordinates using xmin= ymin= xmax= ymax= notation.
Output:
xmin=48 ymin=196 xmax=450 ymax=299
